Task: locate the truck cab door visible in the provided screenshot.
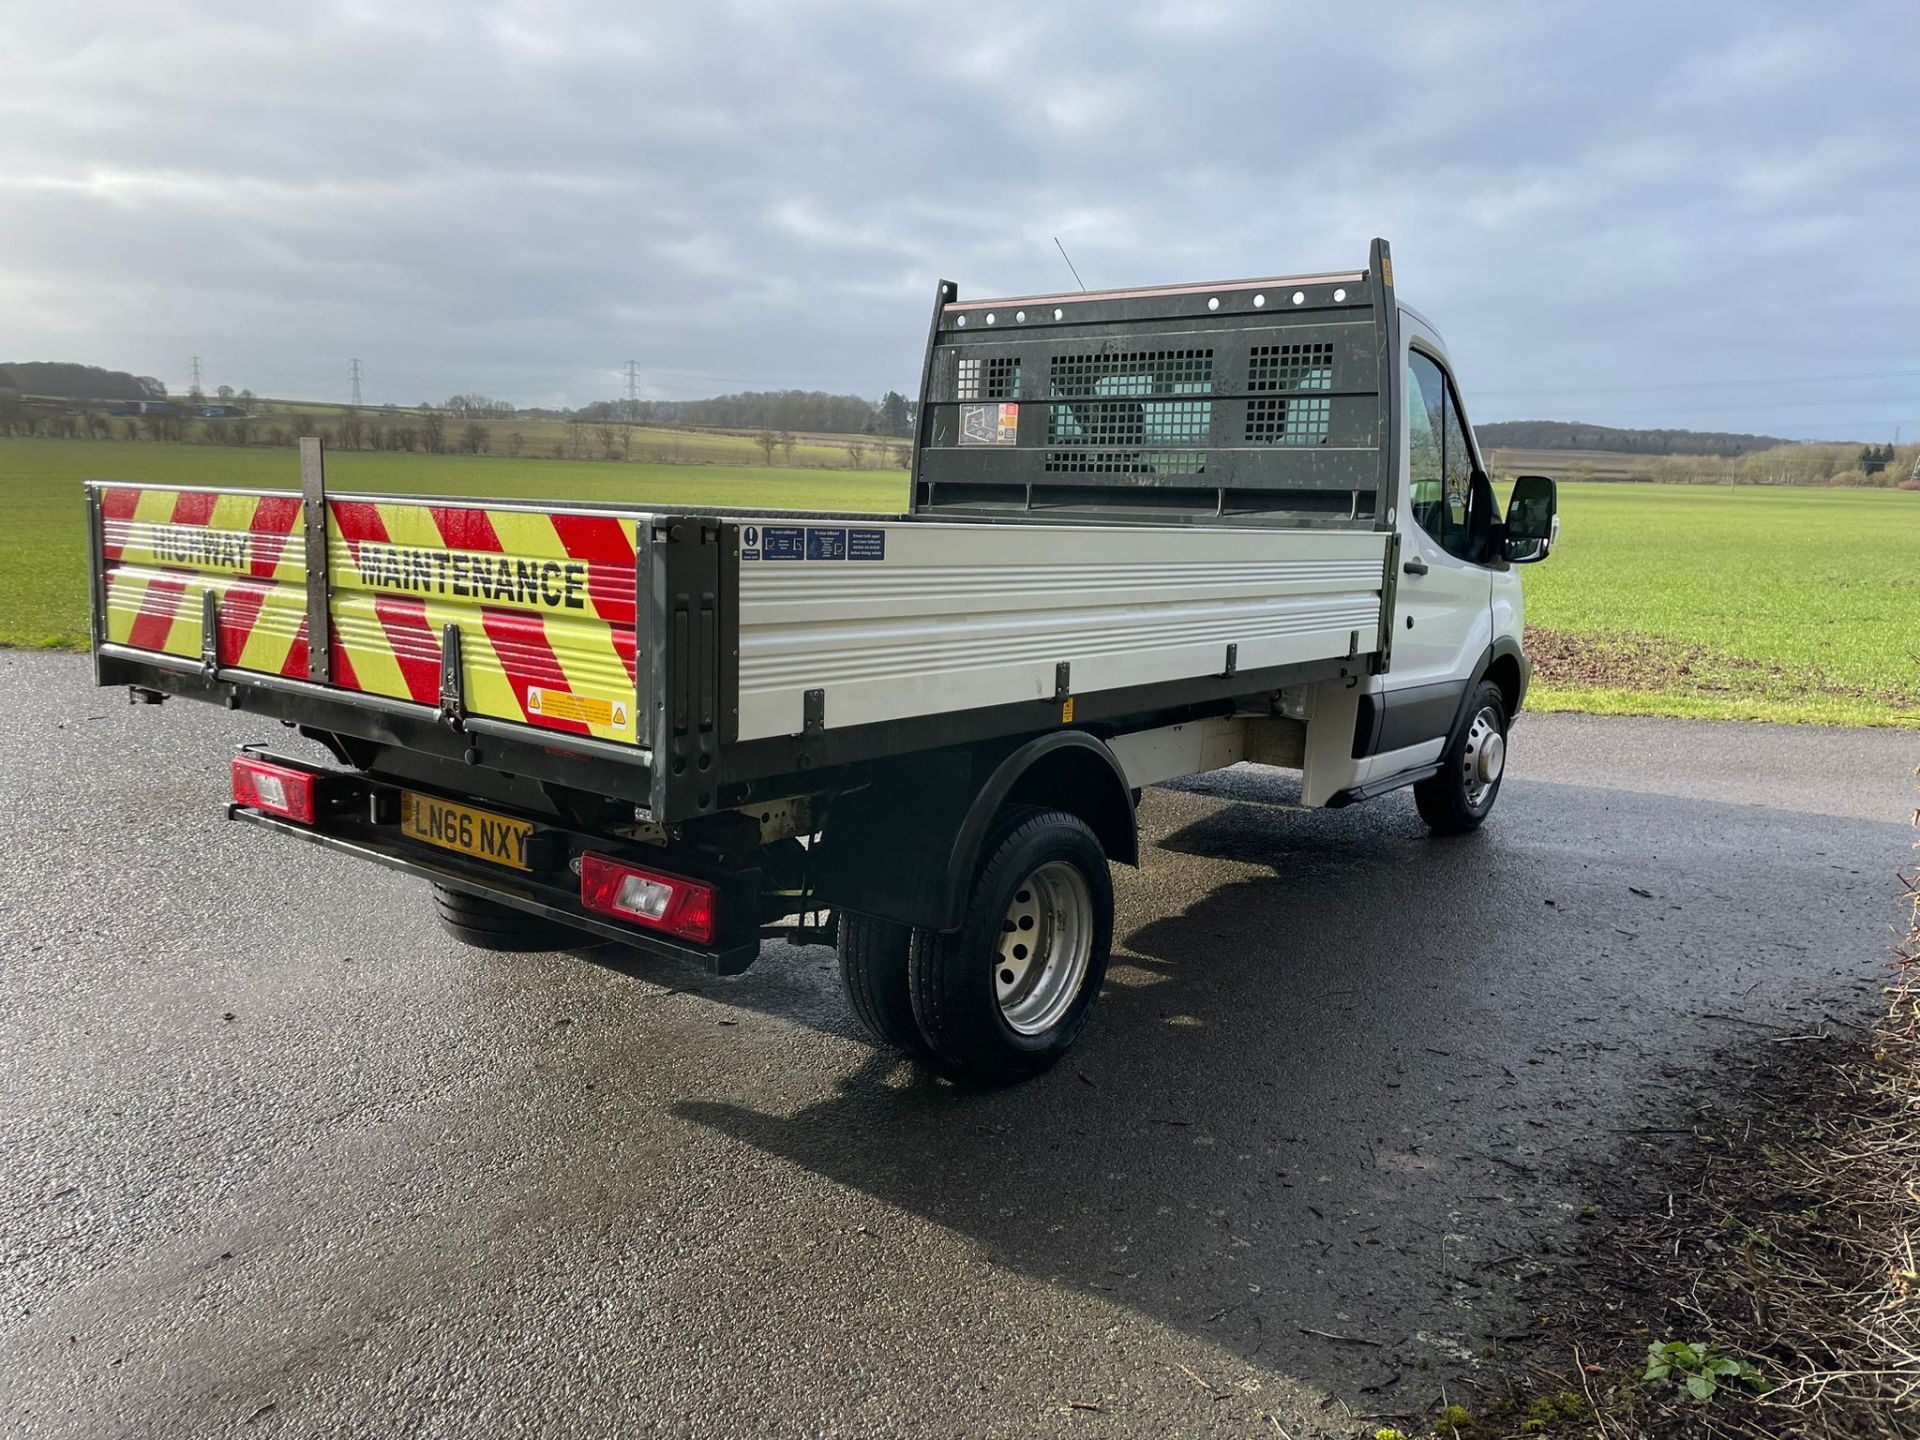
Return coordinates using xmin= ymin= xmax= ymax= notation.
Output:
xmin=1365 ymin=346 xmax=1495 ymax=774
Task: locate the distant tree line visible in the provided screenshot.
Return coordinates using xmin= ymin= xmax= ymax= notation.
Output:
xmin=572 ymin=388 xmax=916 ymax=438
xmin=441 ymin=394 xmax=516 ymax=419
xmin=0 ymin=362 xmax=164 ymax=403
xmin=1492 ymin=440 xmax=1920 ymax=491
xmin=1858 ymin=443 xmax=1899 ymax=473
xmin=1475 ymin=420 xmax=1794 ymax=458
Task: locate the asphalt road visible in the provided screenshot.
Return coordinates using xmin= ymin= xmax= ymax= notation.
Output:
xmin=1 ymin=649 xmax=1912 ymax=1438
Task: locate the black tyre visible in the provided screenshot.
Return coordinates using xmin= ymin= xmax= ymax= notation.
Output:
xmin=1413 ymin=680 xmax=1509 ymax=835
xmin=431 ymin=883 xmax=579 ymax=952
xmin=909 ymin=806 xmax=1113 ymax=1083
xmin=836 ymin=911 xmax=927 ymax=1054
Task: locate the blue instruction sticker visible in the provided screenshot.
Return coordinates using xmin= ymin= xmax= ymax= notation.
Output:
xmin=761 ymin=525 xmax=804 ymax=561
xmin=806 ymin=527 xmax=848 ymax=560
xmin=848 ymin=528 xmax=886 ymax=561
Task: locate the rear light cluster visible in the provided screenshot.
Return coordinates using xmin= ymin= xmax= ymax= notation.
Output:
xmin=231 ymin=757 xmax=318 ymax=824
xmin=579 ymin=854 xmax=714 ymax=944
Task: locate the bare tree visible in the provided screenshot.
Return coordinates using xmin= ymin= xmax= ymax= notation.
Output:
xmin=217 ymin=384 xmax=235 ymax=400
xmin=461 ymin=422 xmax=489 ymax=454
xmin=339 ymin=411 xmax=366 ymax=450
xmin=420 ymin=411 xmax=447 ymax=453
xmin=778 ymin=430 xmax=796 ymax=464
xmin=506 ymin=431 xmax=525 ymax=458
xmin=120 ymin=418 xmax=140 ymax=442
xmin=845 ymin=440 xmax=867 ymax=470
xmin=755 ymin=431 xmax=779 ymax=465
xmin=595 ymin=423 xmax=620 ymax=461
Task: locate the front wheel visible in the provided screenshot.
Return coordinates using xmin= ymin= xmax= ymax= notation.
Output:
xmin=909 ymin=806 xmax=1113 ymax=1083
xmin=1414 ymin=681 xmax=1509 ymax=834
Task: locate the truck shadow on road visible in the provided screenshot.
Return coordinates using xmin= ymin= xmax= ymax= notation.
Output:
xmin=650 ymin=768 xmax=1896 ymax=1410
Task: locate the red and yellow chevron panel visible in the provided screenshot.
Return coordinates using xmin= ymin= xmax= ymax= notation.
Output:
xmin=98 ymin=485 xmax=311 ymax=676
xmin=326 ymin=498 xmax=641 ymax=745
xmin=98 ymin=486 xmax=643 ymax=749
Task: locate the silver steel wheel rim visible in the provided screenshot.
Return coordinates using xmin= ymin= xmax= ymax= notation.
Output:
xmin=994 ymin=860 xmax=1093 ymax=1036
xmin=1461 ymin=705 xmax=1504 ymax=809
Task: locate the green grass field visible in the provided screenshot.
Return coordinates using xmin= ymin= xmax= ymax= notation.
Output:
xmin=1520 ymin=482 xmax=1919 ymax=727
xmin=2 ymin=439 xmax=1914 ymax=726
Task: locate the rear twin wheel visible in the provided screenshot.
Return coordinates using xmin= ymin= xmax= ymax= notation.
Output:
xmin=431 ymin=882 xmax=582 ymax=951
xmin=834 ymin=806 xmax=1113 ymax=1083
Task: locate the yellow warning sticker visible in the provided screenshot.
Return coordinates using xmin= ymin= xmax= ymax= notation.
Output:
xmin=526 ymin=686 xmax=631 ymax=731
xmin=1061 ymin=696 xmax=1075 ymax=724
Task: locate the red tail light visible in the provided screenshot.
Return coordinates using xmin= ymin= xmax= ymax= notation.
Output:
xmin=231 ymin=757 xmax=318 ymax=824
xmin=579 ymin=854 xmax=715 ymax=944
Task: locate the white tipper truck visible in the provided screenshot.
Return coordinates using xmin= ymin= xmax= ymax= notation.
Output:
xmin=87 ymin=238 xmax=1558 ymax=1083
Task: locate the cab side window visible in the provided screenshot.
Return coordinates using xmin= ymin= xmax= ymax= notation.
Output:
xmin=1406 ymin=351 xmax=1491 ymax=564
xmin=1406 ymin=353 xmax=1449 ymax=544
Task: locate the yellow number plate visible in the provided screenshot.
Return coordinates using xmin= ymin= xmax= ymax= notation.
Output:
xmin=400 ymin=792 xmax=533 ymax=871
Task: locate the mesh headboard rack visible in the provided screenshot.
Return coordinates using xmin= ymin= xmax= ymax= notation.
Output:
xmin=909 ymin=237 xmax=1400 ymax=531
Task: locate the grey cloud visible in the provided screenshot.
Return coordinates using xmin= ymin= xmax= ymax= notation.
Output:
xmin=0 ymin=0 xmax=1914 ymax=437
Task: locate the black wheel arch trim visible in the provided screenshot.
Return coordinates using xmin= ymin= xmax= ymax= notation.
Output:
xmin=812 ymin=730 xmax=1137 ymax=933
xmin=1457 ymin=635 xmax=1529 ymax=738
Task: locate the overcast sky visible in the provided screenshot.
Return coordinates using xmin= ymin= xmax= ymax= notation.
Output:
xmin=3 ymin=1 xmax=1915 ymax=439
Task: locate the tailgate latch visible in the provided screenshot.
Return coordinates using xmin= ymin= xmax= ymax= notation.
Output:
xmin=199 ymin=588 xmax=222 ymax=678
xmin=438 ymin=622 xmax=466 ymax=729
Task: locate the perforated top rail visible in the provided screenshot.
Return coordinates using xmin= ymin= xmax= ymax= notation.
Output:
xmin=910 ymin=238 xmax=1400 ymax=530
xmin=941 ymin=269 xmax=1367 ymax=315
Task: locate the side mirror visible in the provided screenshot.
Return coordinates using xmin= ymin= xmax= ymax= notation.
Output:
xmin=1503 ymin=474 xmax=1558 ymax=562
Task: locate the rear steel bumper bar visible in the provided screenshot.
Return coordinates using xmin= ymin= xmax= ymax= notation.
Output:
xmin=226 ymin=753 xmax=760 ymax=975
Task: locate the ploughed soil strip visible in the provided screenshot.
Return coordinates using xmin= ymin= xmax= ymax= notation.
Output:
xmin=1401 ymin=844 xmax=1919 ymax=1440
xmin=1524 ymin=626 xmax=1916 ymax=712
